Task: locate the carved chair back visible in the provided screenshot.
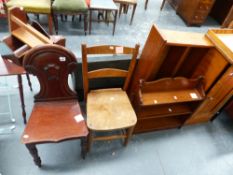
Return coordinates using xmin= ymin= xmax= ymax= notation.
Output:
xmin=23 ymin=45 xmax=78 ymax=102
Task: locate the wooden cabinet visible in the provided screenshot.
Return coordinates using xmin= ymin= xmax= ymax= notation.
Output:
xmin=175 ymin=0 xmax=233 ymax=26
xmin=177 ymin=0 xmax=215 ymax=26
xmin=167 ymin=0 xmax=181 ymax=10
xmin=210 ymin=0 xmax=233 ymax=27
xmin=129 ymin=25 xmax=233 ymax=133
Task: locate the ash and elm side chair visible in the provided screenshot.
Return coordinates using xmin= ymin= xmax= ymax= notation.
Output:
xmin=52 ymin=0 xmax=88 ymax=34
xmin=81 ymin=44 xmax=139 ymax=152
xmin=5 ymin=0 xmax=54 ymax=34
xmin=21 ymin=45 xmax=88 ymax=167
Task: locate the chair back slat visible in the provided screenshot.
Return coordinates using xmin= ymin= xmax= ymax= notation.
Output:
xmin=86 ymin=45 xmax=135 ymax=55
xmin=23 ymin=45 xmax=78 ymax=102
xmin=82 ymin=44 xmax=140 ymax=101
xmin=88 ymin=68 xmax=128 ymax=79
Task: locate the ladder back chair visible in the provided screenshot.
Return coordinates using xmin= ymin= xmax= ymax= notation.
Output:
xmin=21 ymin=45 xmax=88 ymax=167
xmin=82 ymin=44 xmax=139 ymax=152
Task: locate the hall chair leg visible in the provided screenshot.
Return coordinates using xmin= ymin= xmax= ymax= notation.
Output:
xmin=26 ymin=144 xmax=41 ymax=167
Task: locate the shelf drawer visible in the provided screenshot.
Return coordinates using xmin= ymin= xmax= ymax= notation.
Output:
xmin=192 ymin=13 xmax=207 ymax=23
xmin=137 ymin=104 xmax=193 ymax=119
xmin=134 ymin=115 xmax=188 ymax=133
xmin=201 ymin=0 xmax=214 ymax=4
xmin=198 ymin=3 xmax=212 ymax=11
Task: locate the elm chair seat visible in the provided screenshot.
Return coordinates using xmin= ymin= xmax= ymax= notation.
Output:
xmin=87 ymin=88 xmax=137 ymax=131
xmin=6 ymin=0 xmax=51 ymax=13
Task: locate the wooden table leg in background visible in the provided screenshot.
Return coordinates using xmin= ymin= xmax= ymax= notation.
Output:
xmin=17 ymin=75 xmax=26 ymax=124
xmin=89 ymin=10 xmax=92 ymax=34
xmin=113 ymin=10 xmax=118 ymax=35
xmin=130 ymin=4 xmax=137 ymax=25
xmin=48 ymin=14 xmax=53 ymax=35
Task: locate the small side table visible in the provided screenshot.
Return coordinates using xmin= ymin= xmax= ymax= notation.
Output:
xmin=0 ymin=57 xmax=27 ymax=124
xmin=114 ymin=0 xmax=137 ymax=25
xmin=89 ymin=0 xmax=118 ymax=35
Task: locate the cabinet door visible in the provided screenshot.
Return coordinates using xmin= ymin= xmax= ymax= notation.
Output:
xmin=185 ymin=66 xmax=233 ymax=124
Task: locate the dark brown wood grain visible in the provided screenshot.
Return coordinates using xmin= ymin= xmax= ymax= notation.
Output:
xmin=21 ymin=45 xmax=88 ymax=167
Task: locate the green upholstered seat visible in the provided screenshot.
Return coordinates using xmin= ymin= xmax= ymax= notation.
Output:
xmin=6 ymin=0 xmax=51 ymax=14
xmin=52 ymin=0 xmax=88 ymax=13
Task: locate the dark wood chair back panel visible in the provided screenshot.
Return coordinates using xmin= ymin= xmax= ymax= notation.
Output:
xmin=23 ymin=45 xmax=78 ymax=102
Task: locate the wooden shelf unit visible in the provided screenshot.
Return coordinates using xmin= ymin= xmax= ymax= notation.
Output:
xmin=129 ymin=25 xmax=233 ymax=133
xmin=138 ymin=77 xmax=205 ymax=106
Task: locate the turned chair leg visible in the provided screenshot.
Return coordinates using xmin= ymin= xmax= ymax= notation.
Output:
xmin=80 ymin=137 xmax=87 ymax=159
xmin=87 ymin=130 xmax=94 ymax=152
xmin=124 ymin=126 xmax=134 ymax=146
xmin=26 ymin=144 xmax=42 ymax=167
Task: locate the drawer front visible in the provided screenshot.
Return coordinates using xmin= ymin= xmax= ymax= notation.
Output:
xmin=191 ymin=14 xmax=207 ymax=24
xmin=200 ymin=0 xmax=214 ymax=4
xmin=137 ymin=104 xmax=192 ymax=119
xmin=197 ymin=2 xmax=212 ymax=11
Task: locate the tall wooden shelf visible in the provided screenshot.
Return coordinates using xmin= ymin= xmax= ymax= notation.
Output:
xmin=129 ymin=25 xmax=233 ymax=133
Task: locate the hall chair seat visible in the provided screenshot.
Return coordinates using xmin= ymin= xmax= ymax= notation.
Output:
xmin=22 ymin=101 xmax=88 ymax=143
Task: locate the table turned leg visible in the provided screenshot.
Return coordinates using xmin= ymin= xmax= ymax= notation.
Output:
xmin=89 ymin=10 xmax=92 ymax=34
xmin=48 ymin=14 xmax=53 ymax=35
xmin=17 ymin=75 xmax=26 ymax=124
xmin=145 ymin=0 xmax=149 ymax=10
xmin=160 ymin=0 xmax=166 ymax=10
xmin=113 ymin=10 xmax=118 ymax=35
xmin=119 ymin=4 xmax=123 ymax=17
xmin=130 ymin=4 xmax=137 ymax=25
xmin=26 ymin=73 xmax=32 ymax=91
xmin=84 ymin=13 xmax=88 ymax=35
xmin=26 ymin=144 xmax=42 ymax=167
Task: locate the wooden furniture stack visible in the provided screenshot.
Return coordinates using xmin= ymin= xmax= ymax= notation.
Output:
xmin=129 ymin=25 xmax=233 ymax=133
xmin=164 ymin=0 xmax=233 ymax=27
xmin=4 ymin=7 xmax=65 ymax=65
xmin=177 ymin=0 xmax=215 ymax=26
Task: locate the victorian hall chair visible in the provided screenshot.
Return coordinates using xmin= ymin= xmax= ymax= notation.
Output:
xmin=21 ymin=45 xmax=88 ymax=167
xmin=82 ymin=44 xmax=139 ymax=152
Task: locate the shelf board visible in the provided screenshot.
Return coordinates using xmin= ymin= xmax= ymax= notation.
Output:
xmin=141 ymin=89 xmax=204 ymax=106
xmin=206 ymin=29 xmax=233 ymax=64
